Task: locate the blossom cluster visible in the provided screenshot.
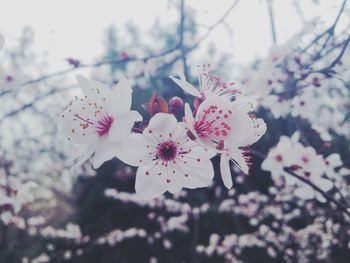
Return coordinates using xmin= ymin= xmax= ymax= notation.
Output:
xmin=262 ymin=132 xmax=349 ymax=202
xmin=58 ymin=65 xmax=267 ymax=199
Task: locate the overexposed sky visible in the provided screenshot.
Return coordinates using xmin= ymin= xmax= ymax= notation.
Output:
xmin=0 ymin=0 xmax=346 ymax=70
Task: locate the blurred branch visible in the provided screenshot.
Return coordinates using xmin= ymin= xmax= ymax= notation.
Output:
xmin=284 ymin=167 xmax=350 ymax=217
xmin=251 ymin=150 xmax=350 ymax=217
xmin=0 ymin=86 xmax=73 ymax=121
xmin=267 ymin=0 xmax=277 ymax=44
xmin=0 ymin=0 xmax=240 ymax=97
xmin=303 ymin=0 xmax=348 ymax=52
xmin=303 ymin=34 xmax=350 ymax=77
xmin=187 ymin=0 xmax=240 ymax=52
xmin=179 ymin=0 xmax=188 ymax=79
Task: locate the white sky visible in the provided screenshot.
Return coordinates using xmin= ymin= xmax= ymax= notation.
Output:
xmin=0 ymin=0 xmax=346 ymax=70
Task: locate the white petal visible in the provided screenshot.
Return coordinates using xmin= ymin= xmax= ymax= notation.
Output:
xmin=175 ymin=151 xmax=214 ymax=189
xmin=325 ymin=153 xmax=342 ymax=168
xmin=107 ymin=76 xmax=132 ymax=113
xmin=71 ymin=143 xmax=97 ymax=170
xmin=220 ymin=154 xmax=233 ymax=188
xmin=229 ymin=149 xmax=250 ymax=174
xmin=76 ymin=75 xmax=110 ymax=104
xmin=144 ymin=113 xmax=178 ymax=138
xmin=233 ymin=96 xmax=258 ymax=112
xmin=228 ymin=112 xmax=267 ymax=147
xmin=135 ymin=161 xmax=167 ymax=199
xmin=116 ymin=133 xmax=152 ymax=166
xmin=109 ymin=111 xmax=142 ymax=141
xmin=295 ymin=185 xmax=314 ymax=200
xmin=316 ymin=178 xmax=333 ymax=192
xmin=170 ymin=73 xmax=201 ymax=97
xmin=92 ymin=138 xmax=122 ymax=169
xmin=184 ymin=103 xmax=196 ymax=136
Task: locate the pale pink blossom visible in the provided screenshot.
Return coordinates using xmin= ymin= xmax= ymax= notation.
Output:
xmin=117 ymin=113 xmax=215 ymax=199
xmin=57 ymin=75 xmax=142 ymax=169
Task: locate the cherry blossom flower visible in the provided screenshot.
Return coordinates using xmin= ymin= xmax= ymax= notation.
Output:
xmin=117 ymin=113 xmax=215 ymax=199
xmin=184 ymin=96 xmax=266 ymax=188
xmin=57 ymin=75 xmax=142 ymax=169
xmin=170 ymin=64 xmax=239 ymax=100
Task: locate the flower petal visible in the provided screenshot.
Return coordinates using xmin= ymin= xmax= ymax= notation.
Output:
xmin=229 ymin=149 xmax=250 ymax=174
xmin=144 ymin=113 xmax=178 ymax=139
xmin=220 ymin=154 xmax=233 ymax=188
xmin=108 ymin=111 xmax=142 ymax=141
xmin=135 ymin=161 xmax=167 ymax=199
xmin=107 ymin=76 xmax=133 ymax=113
xmin=233 ymin=96 xmax=258 ymax=113
xmin=170 ymin=73 xmax=201 ymax=97
xmin=92 ymin=138 xmax=122 ymax=169
xmin=116 ymin=133 xmax=152 ymax=167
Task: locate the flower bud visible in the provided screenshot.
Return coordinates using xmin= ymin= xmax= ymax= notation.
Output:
xmin=145 ymin=92 xmax=169 ymax=116
xmin=169 ymin=96 xmax=184 ymax=115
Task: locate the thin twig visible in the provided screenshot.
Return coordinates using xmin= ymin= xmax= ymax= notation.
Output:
xmin=284 ymin=167 xmax=350 ymax=217
xmin=267 ymin=0 xmax=277 ymax=44
xmin=179 ymin=0 xmax=188 ymax=79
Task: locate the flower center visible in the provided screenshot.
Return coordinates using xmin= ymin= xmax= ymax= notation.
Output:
xmin=194 ymin=105 xmax=232 ymax=140
xmin=96 ymin=115 xmax=114 ymax=137
xmin=157 ymin=141 xmax=177 ymax=161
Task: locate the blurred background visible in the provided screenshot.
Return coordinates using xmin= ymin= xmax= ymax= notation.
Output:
xmin=0 ymin=0 xmax=350 ymax=262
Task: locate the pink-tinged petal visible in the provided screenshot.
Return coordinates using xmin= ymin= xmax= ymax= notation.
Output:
xmin=170 ymin=73 xmax=201 ymax=97
xmin=135 ymin=161 xmax=167 ymax=199
xmin=229 ymin=149 xmax=250 ymax=174
xmin=220 ymin=154 xmax=233 ymax=189
xmin=107 ymin=76 xmax=132 ymax=114
xmin=116 ymin=133 xmax=152 ymax=167
xmin=108 ymin=111 xmax=142 ymax=141
xmin=92 ymin=139 xmax=122 ymax=169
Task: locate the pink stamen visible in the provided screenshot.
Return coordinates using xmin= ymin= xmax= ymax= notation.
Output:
xmin=96 ymin=115 xmax=114 ymax=137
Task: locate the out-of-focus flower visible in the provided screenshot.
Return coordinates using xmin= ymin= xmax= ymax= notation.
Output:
xmin=261 ymin=95 xmax=291 ymax=118
xmin=184 ymin=96 xmax=266 ymax=188
xmin=57 ymin=75 xmax=142 ymax=169
xmin=262 ymin=133 xmax=336 ymax=202
xmin=170 ymin=64 xmax=239 ymax=101
xmin=117 ymin=113 xmax=215 ymax=199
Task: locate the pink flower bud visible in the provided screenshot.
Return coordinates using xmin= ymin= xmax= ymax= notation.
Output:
xmin=169 ymin=96 xmax=184 ymax=115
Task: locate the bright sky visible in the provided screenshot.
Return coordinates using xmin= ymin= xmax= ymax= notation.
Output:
xmin=0 ymin=0 xmax=346 ymax=70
